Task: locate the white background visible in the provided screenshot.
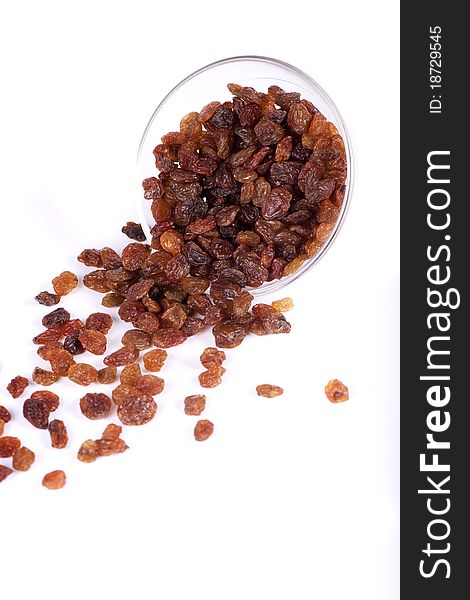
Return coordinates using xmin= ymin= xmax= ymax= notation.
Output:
xmin=0 ymin=2 xmax=399 ymax=599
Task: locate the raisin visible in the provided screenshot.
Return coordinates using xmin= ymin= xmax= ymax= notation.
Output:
xmin=23 ymin=397 xmax=50 ymax=429
xmin=198 ymin=366 xmax=225 ymax=388
xmin=212 ymin=321 xmax=246 ymax=348
xmin=59 ymin=319 xmax=85 ymax=336
xmin=120 ymin=363 xmax=142 ymax=385
xmin=251 ymin=304 xmax=291 ymax=334
xmin=31 ymin=390 xmax=60 ymax=412
xmin=7 ymin=375 xmax=29 ymax=399
xmin=52 ymin=271 xmax=78 ymax=296
xmin=256 ymin=384 xmax=283 ymax=398
xmin=83 ymin=270 xmax=111 ymax=293
xmin=48 ymin=348 xmax=75 ymax=376
xmin=112 ymin=384 xmax=137 ymax=405
xmin=97 ymin=437 xmax=129 ymax=457
xmin=104 ymin=345 xmax=140 ymax=366
xmin=42 ymin=470 xmax=66 ymax=490
xmin=135 ymin=374 xmax=165 ymax=396
xmin=142 ymin=349 xmax=168 ymax=374
xmin=64 ymin=332 xmax=85 ymax=355
xmin=134 ymin=311 xmax=160 ymax=334
xmin=325 ymin=379 xmax=349 ymax=403
xmin=194 ymin=419 xmax=214 ymax=441
xmin=33 ymin=329 xmax=61 ymax=345
xmin=184 ymin=394 xmax=206 ymax=416
xmin=49 ymin=420 xmax=68 ymax=449
xmin=283 ymin=254 xmax=307 ymax=276
xmin=32 ymin=367 xmax=59 ymax=386
xmin=117 ymin=392 xmax=157 ymax=426
xmin=254 ymin=118 xmax=285 ymax=145
xmin=122 ymin=221 xmax=146 ymax=241
xmin=0 ymin=436 xmax=21 ymax=458
xmin=152 ymin=328 xmax=187 ymax=348
xmin=102 ymin=292 xmax=125 ymax=307
xmin=200 ymin=347 xmax=226 ymax=369
xmin=121 ymin=243 xmax=150 ymax=271
xmin=80 ymin=393 xmax=112 ymax=419
xmin=261 ymin=188 xmax=292 ymax=220
xmin=121 ymin=329 xmax=152 ymax=350
xmin=42 ymin=308 xmax=70 ymax=330
xmin=98 ymin=366 xmax=118 ymax=384
xmin=102 ymin=423 xmax=122 ymax=440
xmin=68 ymin=363 xmax=98 ymax=386
xmin=0 ymin=465 xmax=13 ymax=482
xmin=78 ymin=249 xmax=103 ymax=268
xmin=271 ymin=298 xmax=294 ymax=312
xmin=118 ymin=300 xmax=146 ymax=323
xmin=35 ymin=291 xmax=60 ymax=306
xmin=275 ymin=136 xmax=293 ymax=162
xmin=77 ymin=439 xmax=99 ymax=463
xmin=78 ymin=329 xmax=107 ymax=355
xmin=85 ymin=312 xmax=113 ymax=334
xmin=0 ymin=406 xmax=12 ymax=423
xmin=0 ymin=420 xmax=4 ymax=436
xmin=12 ymin=446 xmax=35 ymax=471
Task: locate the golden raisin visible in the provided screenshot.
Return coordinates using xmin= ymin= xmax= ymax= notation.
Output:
xmin=12 ymin=446 xmax=35 ymax=471
xmin=256 ymin=384 xmax=284 ymax=398
xmin=271 ymin=298 xmax=294 ymax=312
xmin=42 ymin=470 xmax=66 ymax=490
xmin=200 ymin=347 xmax=226 ymax=369
xmin=32 ymin=367 xmax=59 ymax=386
xmin=135 ymin=374 xmax=165 ymax=396
xmin=52 ymin=271 xmax=78 ymax=296
xmin=324 ymin=379 xmax=349 ymax=403
xmin=120 ymin=363 xmax=142 ymax=385
xmin=143 ymin=349 xmax=168 ymax=372
xmin=68 ymin=363 xmax=99 ymax=386
xmin=78 ymin=329 xmax=107 ymax=355
xmin=97 ymin=365 xmax=118 ymax=384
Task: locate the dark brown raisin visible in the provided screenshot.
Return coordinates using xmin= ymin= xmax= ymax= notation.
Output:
xmin=122 ymin=221 xmax=146 ymax=241
xmin=79 ymin=393 xmax=112 ymax=419
xmin=49 ymin=420 xmax=68 ymax=449
xmin=0 ymin=464 xmax=14 ymax=482
xmin=85 ymin=312 xmax=113 ymax=334
xmin=42 ymin=308 xmax=71 ymax=330
xmin=0 ymin=406 xmax=12 ymax=423
xmin=35 ymin=291 xmax=60 ymax=306
xmin=23 ymin=397 xmax=50 ymax=429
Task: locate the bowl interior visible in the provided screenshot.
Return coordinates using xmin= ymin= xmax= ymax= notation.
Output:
xmin=137 ymin=56 xmax=353 ymax=296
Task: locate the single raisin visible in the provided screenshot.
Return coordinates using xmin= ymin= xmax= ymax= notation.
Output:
xmin=49 ymin=420 xmax=68 ymax=449
xmin=194 ymin=419 xmax=214 ymax=441
xmin=198 ymin=367 xmax=226 ymax=388
xmin=35 ymin=291 xmax=60 ymax=306
xmin=271 ymin=298 xmax=294 ymax=312
xmin=256 ymin=384 xmax=284 ymax=398
xmin=98 ymin=366 xmax=118 ymax=384
xmin=23 ymin=397 xmax=50 ymax=429
xmin=324 ymin=379 xmax=349 ymax=403
xmin=200 ymin=347 xmax=226 ymax=369
xmin=121 ymin=329 xmax=152 ymax=351
xmin=31 ymin=390 xmax=60 ymax=412
xmin=0 ymin=436 xmax=21 ymax=458
xmin=68 ymin=363 xmax=98 ymax=386
xmin=135 ymin=374 xmax=165 ymax=396
xmin=152 ymin=328 xmax=187 ymax=348
xmin=0 ymin=406 xmax=12 ymax=423
xmin=80 ymin=393 xmax=112 ymax=419
xmin=77 ymin=248 xmax=103 ymax=267
xmin=104 ymin=345 xmax=140 ymax=366
xmin=78 ymin=329 xmax=107 ymax=355
xmin=0 ymin=465 xmax=14 ymax=482
xmin=12 ymin=446 xmax=35 ymax=471
xmin=42 ymin=308 xmax=70 ymax=330
xmin=142 ymin=349 xmax=167 ymax=372
xmin=184 ymin=394 xmax=206 ymax=416
xmin=117 ymin=392 xmax=157 ymax=426
xmin=77 ymin=439 xmax=99 ymax=463
xmin=85 ymin=312 xmax=113 ymax=334
xmin=33 ymin=329 xmax=61 ymax=345
xmin=42 ymin=470 xmax=66 ymax=490
xmin=32 ymin=367 xmax=59 ymax=386
xmin=52 ymin=271 xmax=78 ymax=296
xmin=6 ymin=375 xmax=29 ymax=399
xmin=122 ymin=221 xmax=146 ymax=241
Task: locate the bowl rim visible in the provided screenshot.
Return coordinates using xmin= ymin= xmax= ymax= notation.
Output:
xmin=136 ymin=54 xmax=354 ymax=297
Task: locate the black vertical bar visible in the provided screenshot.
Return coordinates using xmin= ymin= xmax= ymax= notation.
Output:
xmin=401 ymin=3 xmax=468 ymax=597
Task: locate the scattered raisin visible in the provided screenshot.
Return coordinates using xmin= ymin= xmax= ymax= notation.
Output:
xmin=194 ymin=419 xmax=214 ymax=441
xmin=198 ymin=367 xmax=225 ymax=389
xmin=49 ymin=419 xmax=68 ymax=449
xmin=122 ymin=221 xmax=146 ymax=242
xmin=31 ymin=390 xmax=60 ymax=412
xmin=77 ymin=439 xmax=99 ymax=463
xmin=42 ymin=470 xmax=66 ymax=490
xmin=7 ymin=375 xmax=29 ymax=398
xmin=23 ymin=397 xmax=50 ymax=429
xmin=324 ymin=379 xmax=349 ymax=403
xmin=200 ymin=347 xmax=226 ymax=369
xmin=32 ymin=367 xmax=59 ymax=386
xmin=117 ymin=392 xmax=157 ymax=426
xmin=85 ymin=312 xmax=113 ymax=334
xmin=77 ymin=248 xmax=103 ymax=267
xmin=121 ymin=329 xmax=152 ymax=350
xmin=271 ymin=298 xmax=294 ymax=312
xmin=0 ymin=465 xmax=14 ymax=482
xmin=42 ymin=307 xmax=71 ymax=329
xmin=35 ymin=291 xmax=60 ymax=306
xmin=79 ymin=393 xmax=112 ymax=419
xmin=68 ymin=363 xmax=98 ymax=386
xmin=256 ymin=384 xmax=284 ymax=398
xmin=184 ymin=394 xmax=206 ymax=416
xmin=120 ymin=363 xmax=142 ymax=385
xmin=98 ymin=366 xmax=118 ymax=384
xmin=49 ymin=348 xmax=75 ymax=376
xmin=135 ymin=374 xmax=165 ymax=396
xmin=52 ymin=271 xmax=78 ymax=296
xmin=0 ymin=436 xmax=21 ymax=458
xmin=12 ymin=446 xmax=35 ymax=471
xmin=33 ymin=329 xmax=61 ymax=345
xmin=0 ymin=406 xmax=11 ymax=423
xmin=78 ymin=329 xmax=107 ymax=355
xmin=152 ymin=328 xmax=187 ymax=348
xmin=142 ymin=349 xmax=168 ymax=372
xmin=104 ymin=345 xmax=140 ymax=366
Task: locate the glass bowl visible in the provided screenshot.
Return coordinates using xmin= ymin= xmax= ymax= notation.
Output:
xmin=136 ymin=55 xmax=354 ymax=296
